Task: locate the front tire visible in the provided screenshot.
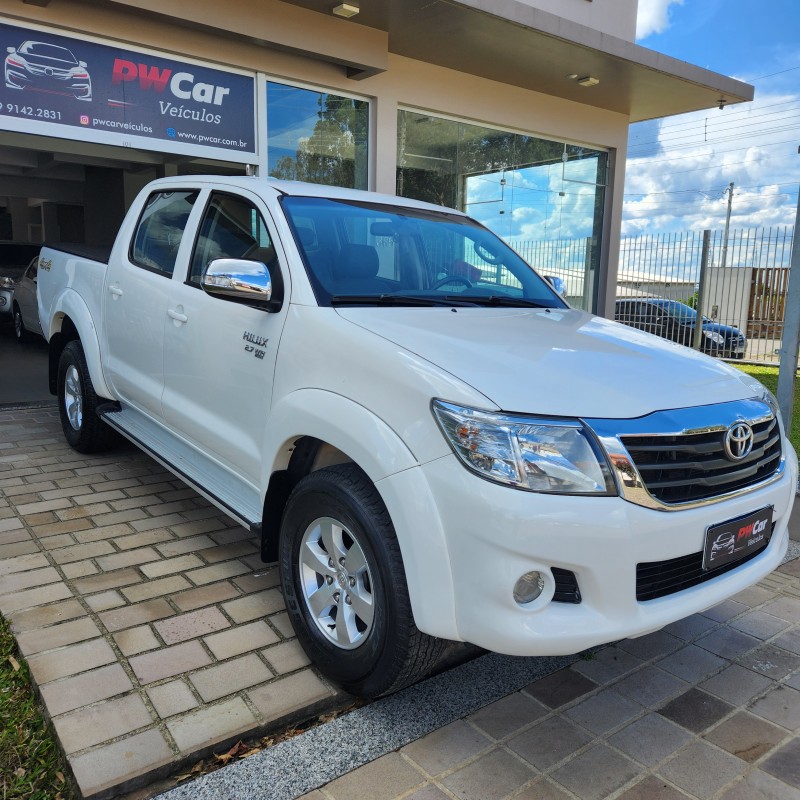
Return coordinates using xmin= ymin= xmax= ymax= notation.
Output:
xmin=279 ymin=463 xmax=445 ymax=698
xmin=57 ymin=340 xmax=117 ymax=453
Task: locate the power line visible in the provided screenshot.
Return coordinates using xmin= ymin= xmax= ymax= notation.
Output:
xmin=629 ymin=111 xmax=800 ymax=149
xmin=628 ymin=124 xmax=800 ymax=155
xmin=630 ymin=99 xmax=800 ymax=137
xmin=623 ymin=193 xmax=799 ymax=208
xmin=624 ymin=182 xmax=800 ymax=198
xmin=749 ymin=65 xmax=800 ymax=82
xmin=627 ymin=137 xmax=800 ymax=169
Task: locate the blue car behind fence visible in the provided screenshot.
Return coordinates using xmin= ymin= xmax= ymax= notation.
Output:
xmin=615 ymin=298 xmax=746 ymax=359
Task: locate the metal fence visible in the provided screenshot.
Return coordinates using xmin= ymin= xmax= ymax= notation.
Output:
xmin=508 ymin=226 xmax=795 ymax=364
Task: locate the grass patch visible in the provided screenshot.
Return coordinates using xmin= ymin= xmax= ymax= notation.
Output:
xmin=735 ymin=364 xmax=800 ymax=452
xmin=0 ymin=614 xmax=72 ymax=800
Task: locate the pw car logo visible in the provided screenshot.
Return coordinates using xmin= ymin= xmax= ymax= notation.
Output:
xmin=724 ymin=422 xmax=754 ymax=461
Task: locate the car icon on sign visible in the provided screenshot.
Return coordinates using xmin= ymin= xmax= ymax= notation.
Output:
xmin=709 ymin=531 xmax=736 ymax=561
xmin=5 ymin=40 xmax=92 ymax=101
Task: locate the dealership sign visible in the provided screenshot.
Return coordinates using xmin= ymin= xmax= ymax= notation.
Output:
xmin=0 ymin=22 xmax=256 ymax=160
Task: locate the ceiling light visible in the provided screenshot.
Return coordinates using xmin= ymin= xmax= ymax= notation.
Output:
xmin=577 ymin=76 xmax=600 ymax=87
xmin=333 ymin=3 xmax=359 ymax=17
xmin=566 ymin=73 xmax=578 ymax=80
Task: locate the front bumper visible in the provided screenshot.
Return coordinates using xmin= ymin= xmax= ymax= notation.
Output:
xmin=5 ymin=68 xmax=91 ymax=99
xmin=405 ymin=445 xmax=796 ymax=656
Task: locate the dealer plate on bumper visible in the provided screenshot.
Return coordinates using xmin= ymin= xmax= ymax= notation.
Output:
xmin=702 ymin=505 xmax=773 ymax=570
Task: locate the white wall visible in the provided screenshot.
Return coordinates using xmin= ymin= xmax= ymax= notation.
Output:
xmin=704 ymin=267 xmax=753 ymax=333
xmin=513 ymin=0 xmax=639 ymax=41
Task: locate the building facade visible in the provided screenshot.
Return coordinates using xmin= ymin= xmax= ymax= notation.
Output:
xmin=0 ymin=0 xmax=752 ymax=314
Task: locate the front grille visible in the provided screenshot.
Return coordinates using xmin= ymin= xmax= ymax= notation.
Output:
xmin=621 ymin=417 xmax=781 ymax=505
xmin=552 ymin=568 xmax=581 ymax=604
xmin=28 ymin=65 xmax=72 ymax=77
xmin=637 ymin=535 xmax=770 ymax=601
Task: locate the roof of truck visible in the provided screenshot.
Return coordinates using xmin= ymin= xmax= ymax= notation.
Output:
xmin=147 ymin=174 xmax=467 ymax=216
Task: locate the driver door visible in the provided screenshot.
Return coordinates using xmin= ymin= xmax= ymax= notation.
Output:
xmin=162 ymin=189 xmax=289 ymax=486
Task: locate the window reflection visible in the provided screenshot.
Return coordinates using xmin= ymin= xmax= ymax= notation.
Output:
xmin=397 ymin=110 xmax=607 ymax=311
xmin=267 ymin=82 xmax=369 ymax=190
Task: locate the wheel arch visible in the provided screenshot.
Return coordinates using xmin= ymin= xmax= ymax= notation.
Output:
xmin=259 ymin=387 xmax=418 ymax=559
xmin=259 ymin=390 xmax=458 ymax=640
xmin=46 ymin=291 xmax=112 ymax=400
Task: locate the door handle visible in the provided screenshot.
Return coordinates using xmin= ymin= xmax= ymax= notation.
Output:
xmin=167 ymin=308 xmax=188 ymax=323
xmin=108 ymin=285 xmax=123 ymax=297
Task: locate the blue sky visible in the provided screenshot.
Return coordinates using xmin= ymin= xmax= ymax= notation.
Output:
xmin=625 ymin=0 xmax=800 ymax=235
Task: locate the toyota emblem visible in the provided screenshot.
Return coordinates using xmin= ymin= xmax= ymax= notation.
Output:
xmin=724 ymin=422 xmax=754 ymax=461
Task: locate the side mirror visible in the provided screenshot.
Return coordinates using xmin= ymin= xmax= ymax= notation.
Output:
xmin=544 ymin=275 xmax=566 ymax=296
xmin=202 ymin=258 xmax=276 ymax=309
xmin=79 ymin=61 xmax=88 ymax=68
xmin=7 ymin=47 xmax=16 ymax=54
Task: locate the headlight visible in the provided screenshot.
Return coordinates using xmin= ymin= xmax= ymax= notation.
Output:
xmin=762 ymin=387 xmax=785 ymax=431
xmin=432 ymin=400 xmax=617 ymax=495
xmin=0 ymin=276 xmax=14 ymax=289
xmin=703 ymin=330 xmax=725 ymax=345
xmin=739 ymin=375 xmax=785 ymax=434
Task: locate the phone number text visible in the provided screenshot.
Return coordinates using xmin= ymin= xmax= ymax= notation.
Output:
xmin=0 ymin=103 xmax=62 ymax=120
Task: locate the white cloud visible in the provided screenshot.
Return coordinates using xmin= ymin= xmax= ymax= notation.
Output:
xmin=636 ymin=0 xmax=684 ymax=39
xmin=622 ymin=90 xmax=800 ymax=236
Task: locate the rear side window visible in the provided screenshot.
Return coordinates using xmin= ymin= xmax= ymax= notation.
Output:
xmin=130 ymin=191 xmax=198 ymax=277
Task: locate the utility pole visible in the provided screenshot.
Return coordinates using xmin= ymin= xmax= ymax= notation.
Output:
xmin=776 ymin=185 xmax=800 ymax=427
xmin=721 ymin=182 xmax=734 ymax=269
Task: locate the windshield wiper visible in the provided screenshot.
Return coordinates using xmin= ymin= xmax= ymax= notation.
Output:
xmin=331 ymin=294 xmax=474 ymax=307
xmin=445 ymin=294 xmax=553 ymax=308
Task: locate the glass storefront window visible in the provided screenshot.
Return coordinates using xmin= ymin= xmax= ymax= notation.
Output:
xmin=267 ymin=81 xmax=369 ymax=190
xmin=397 ymin=110 xmax=607 ymax=311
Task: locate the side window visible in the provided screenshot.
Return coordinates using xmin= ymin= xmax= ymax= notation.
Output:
xmin=131 ymin=191 xmax=198 ymax=276
xmin=190 ymin=193 xmax=275 ymax=284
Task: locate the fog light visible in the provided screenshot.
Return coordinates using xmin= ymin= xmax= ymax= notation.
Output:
xmin=514 ymin=571 xmax=545 ymax=605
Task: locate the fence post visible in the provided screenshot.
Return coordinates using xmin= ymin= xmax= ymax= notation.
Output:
xmin=776 ymin=202 xmax=800 ymax=426
xmin=692 ymin=230 xmax=712 ymax=351
xmin=582 ymin=236 xmax=593 ymax=311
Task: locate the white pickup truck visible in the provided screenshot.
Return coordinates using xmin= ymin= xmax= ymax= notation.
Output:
xmin=37 ymin=175 xmax=796 ymax=697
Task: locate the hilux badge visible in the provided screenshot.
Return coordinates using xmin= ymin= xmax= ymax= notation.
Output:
xmin=243 ymin=331 xmax=268 ymax=348
xmin=724 ymin=422 xmax=754 ymax=461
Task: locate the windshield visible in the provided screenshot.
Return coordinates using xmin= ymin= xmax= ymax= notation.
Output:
xmin=656 ymin=301 xmax=699 ymax=323
xmin=19 ymin=42 xmax=78 ymax=64
xmin=281 ymin=196 xmax=566 ymax=309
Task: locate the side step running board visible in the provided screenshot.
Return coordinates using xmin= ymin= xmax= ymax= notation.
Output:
xmin=99 ymin=406 xmax=262 ymax=532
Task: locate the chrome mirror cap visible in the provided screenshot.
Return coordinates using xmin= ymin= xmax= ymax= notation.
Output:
xmin=202 ymin=258 xmax=272 ymax=304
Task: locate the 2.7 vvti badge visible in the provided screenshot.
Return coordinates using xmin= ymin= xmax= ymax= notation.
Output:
xmin=36 ymin=175 xmax=797 ymax=698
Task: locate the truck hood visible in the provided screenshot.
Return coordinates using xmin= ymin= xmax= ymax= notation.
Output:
xmin=336 ymin=306 xmax=759 ymax=419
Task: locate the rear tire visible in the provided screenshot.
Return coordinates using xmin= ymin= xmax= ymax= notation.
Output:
xmin=12 ymin=303 xmax=28 ymax=343
xmin=279 ymin=463 xmax=445 ymax=698
xmin=57 ymin=340 xmax=117 ymax=453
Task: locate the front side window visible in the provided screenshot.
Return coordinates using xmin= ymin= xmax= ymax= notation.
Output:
xmin=130 ymin=191 xmax=198 ymax=277
xmin=282 ymin=195 xmax=565 ymax=309
xmin=189 ymin=193 xmax=275 ymax=284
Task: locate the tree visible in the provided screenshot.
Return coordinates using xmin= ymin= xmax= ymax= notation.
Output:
xmin=269 ymin=94 xmax=368 ymax=189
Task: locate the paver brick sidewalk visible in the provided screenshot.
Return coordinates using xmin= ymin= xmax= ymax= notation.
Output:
xmin=0 ymin=406 xmax=344 ymax=799
xmin=304 ymin=562 xmax=800 ymax=800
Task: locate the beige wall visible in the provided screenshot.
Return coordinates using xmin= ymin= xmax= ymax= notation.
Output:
xmin=512 ymin=0 xmax=639 ymax=41
xmin=0 ymin=0 xmax=630 ymax=313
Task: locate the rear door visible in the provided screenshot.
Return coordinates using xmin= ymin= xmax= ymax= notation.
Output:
xmin=161 ymin=189 xmax=290 ymax=485
xmin=103 ymin=189 xmax=201 ymax=420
